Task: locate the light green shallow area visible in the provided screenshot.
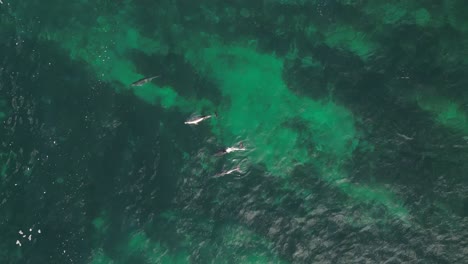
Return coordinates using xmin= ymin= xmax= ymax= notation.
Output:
xmin=183 ymin=41 xmax=358 ymax=173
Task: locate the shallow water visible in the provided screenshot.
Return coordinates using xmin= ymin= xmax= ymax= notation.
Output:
xmin=1 ymin=1 xmax=467 ymax=263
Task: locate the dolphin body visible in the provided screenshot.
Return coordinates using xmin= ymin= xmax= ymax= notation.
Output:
xmin=214 ymin=167 xmax=242 ymax=178
xmin=131 ymin=75 xmax=159 ymax=87
xmin=184 ymin=114 xmax=215 ymax=125
xmin=215 ymin=142 xmax=246 ymax=156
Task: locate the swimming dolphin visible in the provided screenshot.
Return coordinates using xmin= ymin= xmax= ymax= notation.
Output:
xmin=131 ymin=75 xmax=159 ymax=87
xmin=215 ymin=142 xmax=246 ymax=156
xmin=184 ymin=113 xmax=216 ymax=125
xmin=214 ymin=166 xmax=242 ymax=178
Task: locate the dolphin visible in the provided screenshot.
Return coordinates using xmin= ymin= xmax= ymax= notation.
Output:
xmin=184 ymin=112 xmax=217 ymax=125
xmin=184 ymin=115 xmax=212 ymax=125
xmin=131 ymin=75 xmax=159 ymax=87
xmin=215 ymin=142 xmax=246 ymax=156
xmin=214 ymin=166 xmax=242 ymax=178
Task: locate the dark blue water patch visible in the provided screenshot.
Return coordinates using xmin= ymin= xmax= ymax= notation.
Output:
xmin=339 ymin=81 xmax=468 ymax=217
xmin=372 ymin=23 xmax=468 ymax=104
xmin=173 ymin=160 xmax=363 ymax=262
xmin=379 ymin=25 xmax=450 ymax=80
xmin=0 ymin=38 xmax=98 ymax=264
xmin=9 ymin=0 xmax=121 ymax=35
xmin=282 ymin=40 xmax=370 ymax=101
xmin=0 ymin=36 xmax=198 ymax=262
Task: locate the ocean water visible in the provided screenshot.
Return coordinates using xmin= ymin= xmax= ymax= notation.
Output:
xmin=1 ymin=0 xmax=467 ymax=263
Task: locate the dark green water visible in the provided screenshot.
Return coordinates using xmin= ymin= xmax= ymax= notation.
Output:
xmin=1 ymin=0 xmax=468 ymax=263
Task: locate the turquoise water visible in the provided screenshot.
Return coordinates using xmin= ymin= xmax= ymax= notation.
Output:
xmin=1 ymin=1 xmax=467 ymax=263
